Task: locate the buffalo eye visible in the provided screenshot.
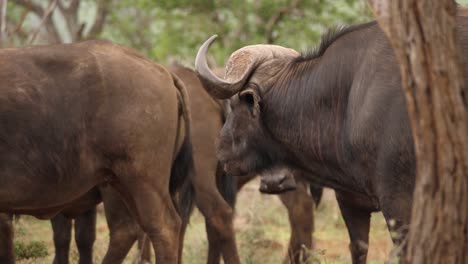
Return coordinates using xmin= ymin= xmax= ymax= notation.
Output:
xmin=239 ymin=87 xmax=261 ymax=117
xmin=240 ymin=92 xmax=255 ymax=107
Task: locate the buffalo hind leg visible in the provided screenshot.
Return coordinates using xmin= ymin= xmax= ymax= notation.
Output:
xmin=335 ymin=191 xmax=372 ymax=264
xmin=205 ymin=223 xmax=221 ymax=263
xmin=130 ymin=189 xmax=180 ymax=263
xmin=136 ymin=233 xmax=152 ymax=264
xmin=193 ymin=164 xmax=239 ymax=264
xmin=279 ymin=181 xmax=314 ymax=264
xmin=138 ymin=215 xmax=188 ymax=264
xmin=51 ymin=214 xmax=72 ymax=264
xmin=74 ymin=208 xmax=96 ymax=264
xmin=112 ymin=164 xmax=181 ymax=264
xmin=196 ymin=190 xmax=239 ymax=264
xmin=0 ymin=213 xmax=14 ymax=264
xmin=100 ymin=185 xmax=140 ymax=264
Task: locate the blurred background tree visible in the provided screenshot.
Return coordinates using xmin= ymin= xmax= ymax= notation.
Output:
xmin=1 ymin=0 xmax=467 ymax=65
xmin=102 ymin=0 xmax=372 ymax=65
xmin=0 ymin=0 xmax=372 ymax=65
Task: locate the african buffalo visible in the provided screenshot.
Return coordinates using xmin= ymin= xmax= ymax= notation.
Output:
xmin=195 ymin=18 xmax=468 ymax=263
xmin=0 ymin=40 xmax=194 ymax=264
xmin=1 ymin=63 xmax=322 ymax=264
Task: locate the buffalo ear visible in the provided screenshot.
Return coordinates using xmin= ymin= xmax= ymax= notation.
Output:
xmin=239 ymin=88 xmax=261 ymax=117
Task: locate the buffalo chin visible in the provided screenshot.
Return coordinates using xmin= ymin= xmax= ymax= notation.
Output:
xmin=258 ymin=166 xmax=298 ymax=194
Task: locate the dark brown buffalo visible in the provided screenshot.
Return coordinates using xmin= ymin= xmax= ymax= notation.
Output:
xmin=195 ymin=18 xmax=468 ymax=263
xmin=0 ymin=40 xmax=194 ymax=264
xmin=51 ymin=185 xmax=157 ymax=264
xmin=49 ymin=186 xmax=145 ymax=264
xmin=50 ymin=188 xmax=100 ymax=264
xmin=51 ymin=210 xmax=97 ymax=264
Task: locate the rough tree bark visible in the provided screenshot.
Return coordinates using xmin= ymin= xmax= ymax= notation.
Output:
xmin=367 ymin=1 xmax=468 ymax=263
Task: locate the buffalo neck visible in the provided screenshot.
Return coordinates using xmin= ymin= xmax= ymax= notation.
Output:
xmin=263 ymin=24 xmax=377 ymax=193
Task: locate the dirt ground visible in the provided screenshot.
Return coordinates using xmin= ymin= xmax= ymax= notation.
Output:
xmin=14 ymin=180 xmax=394 ymax=263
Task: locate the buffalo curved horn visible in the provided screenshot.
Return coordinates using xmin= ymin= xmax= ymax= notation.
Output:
xmin=196 ymin=35 xmax=300 ymax=99
xmin=195 ymin=35 xmax=241 ymax=99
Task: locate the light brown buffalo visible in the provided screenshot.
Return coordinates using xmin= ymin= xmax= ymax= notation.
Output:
xmin=0 ymin=40 xmax=194 ymax=264
xmin=1 ymin=64 xmax=321 ymax=264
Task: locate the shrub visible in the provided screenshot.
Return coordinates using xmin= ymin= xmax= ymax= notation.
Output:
xmin=14 ymin=240 xmax=48 ymax=260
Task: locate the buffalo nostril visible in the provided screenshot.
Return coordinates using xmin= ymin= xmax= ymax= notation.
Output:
xmin=260 ymin=182 xmax=268 ymax=190
xmin=278 ymin=175 xmax=287 ymax=185
xmin=278 ymin=183 xmax=284 ymax=190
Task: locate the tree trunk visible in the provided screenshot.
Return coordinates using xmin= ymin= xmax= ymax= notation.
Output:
xmin=367 ymin=1 xmax=468 ymax=263
xmin=0 ymin=0 xmax=7 ymax=44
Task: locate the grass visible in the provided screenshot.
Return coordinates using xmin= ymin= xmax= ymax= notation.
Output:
xmin=14 ymin=179 xmax=393 ymax=263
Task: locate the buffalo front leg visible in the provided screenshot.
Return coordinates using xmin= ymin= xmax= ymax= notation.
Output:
xmin=0 ymin=213 xmax=14 ymax=264
xmin=51 ymin=214 xmax=72 ymax=264
xmin=278 ymin=180 xmax=314 ymax=264
xmin=335 ymin=191 xmax=373 ymax=264
xmin=74 ymin=208 xmax=96 ymax=264
xmin=379 ymin=193 xmax=412 ymax=261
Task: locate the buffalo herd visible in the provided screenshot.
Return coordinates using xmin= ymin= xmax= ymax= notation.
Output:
xmin=0 ymin=15 xmax=467 ymax=264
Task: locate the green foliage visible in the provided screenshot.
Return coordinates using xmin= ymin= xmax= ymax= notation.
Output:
xmin=101 ymin=0 xmax=372 ymax=65
xmin=14 ymin=241 xmax=48 ymax=260
xmin=6 ymin=0 xmax=372 ymax=64
xmin=7 ymin=0 xmax=468 ymax=65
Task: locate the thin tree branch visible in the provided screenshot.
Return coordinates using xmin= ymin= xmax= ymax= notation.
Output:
xmin=11 ymin=0 xmax=61 ymax=43
xmin=10 ymin=0 xmax=43 ymax=16
xmin=56 ymin=0 xmax=65 ymax=13
xmin=7 ymin=20 xmax=27 ymax=39
xmin=11 ymin=7 xmax=29 ymax=35
xmin=57 ymin=0 xmax=78 ymax=12
xmin=28 ymin=0 xmax=58 ymax=44
xmin=86 ymin=0 xmax=111 ymax=40
xmin=68 ymin=0 xmax=79 ymax=12
xmin=74 ymin=22 xmax=84 ymax=40
xmin=58 ymin=0 xmax=80 ymax=42
xmin=265 ymin=0 xmax=301 ymax=44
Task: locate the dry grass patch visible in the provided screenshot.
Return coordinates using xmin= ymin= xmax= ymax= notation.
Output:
xmin=14 ymin=180 xmax=392 ymax=263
